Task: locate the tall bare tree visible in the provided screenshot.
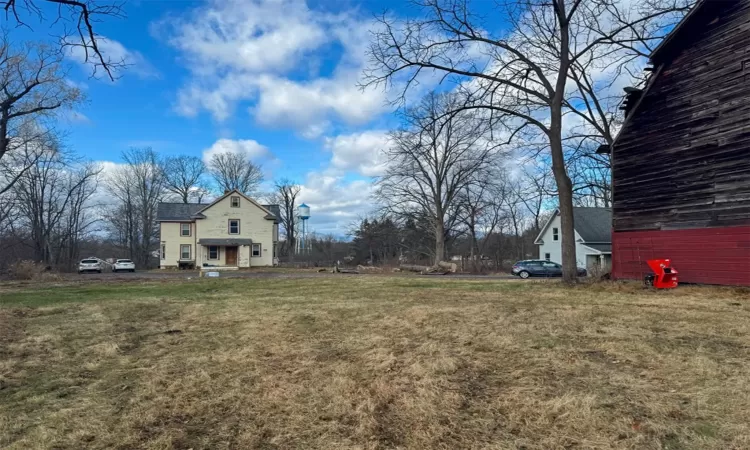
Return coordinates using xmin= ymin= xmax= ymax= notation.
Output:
xmin=0 ymin=37 xmax=82 ymax=195
xmin=364 ymin=0 xmax=691 ymax=282
xmin=0 ymin=0 xmax=126 ymax=79
xmin=208 ymin=151 xmax=263 ymax=195
xmin=161 ymin=155 xmax=207 ymax=204
xmin=377 ymin=92 xmax=502 ymax=264
xmin=106 ymin=147 xmax=165 ymax=267
xmin=271 ymin=178 xmax=301 ymax=256
xmin=12 ymin=147 xmax=100 ymax=268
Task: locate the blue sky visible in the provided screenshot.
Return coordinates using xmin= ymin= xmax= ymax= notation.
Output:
xmin=22 ymin=0 xmax=454 ymax=235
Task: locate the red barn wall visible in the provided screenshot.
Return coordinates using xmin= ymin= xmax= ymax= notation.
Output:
xmin=612 ymin=226 xmax=750 ymax=286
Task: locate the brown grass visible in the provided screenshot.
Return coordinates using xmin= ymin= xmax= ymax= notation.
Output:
xmin=1 ymin=277 xmax=749 ymax=449
xmin=4 ymin=260 xmax=62 ymax=281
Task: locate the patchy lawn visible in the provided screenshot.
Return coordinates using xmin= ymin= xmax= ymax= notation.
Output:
xmin=1 ymin=277 xmax=749 ymax=449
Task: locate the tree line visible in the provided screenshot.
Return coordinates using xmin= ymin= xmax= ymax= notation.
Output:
xmin=362 ymin=0 xmax=693 ymax=281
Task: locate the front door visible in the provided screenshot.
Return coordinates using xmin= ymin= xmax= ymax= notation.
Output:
xmin=225 ymin=246 xmax=238 ymax=266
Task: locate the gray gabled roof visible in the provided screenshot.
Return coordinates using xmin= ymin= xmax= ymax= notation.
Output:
xmin=156 ymin=200 xmax=280 ymax=222
xmin=156 ymin=203 xmax=206 ymax=221
xmin=535 ymin=207 xmax=612 ymax=244
xmin=572 ymin=207 xmax=612 ymax=243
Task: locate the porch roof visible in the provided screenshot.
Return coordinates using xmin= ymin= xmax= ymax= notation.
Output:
xmin=583 ymin=243 xmax=612 ymax=254
xmin=198 ymin=238 xmax=253 ymax=246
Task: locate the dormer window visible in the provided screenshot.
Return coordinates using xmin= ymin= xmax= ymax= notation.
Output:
xmin=230 ymin=196 xmax=240 ymax=208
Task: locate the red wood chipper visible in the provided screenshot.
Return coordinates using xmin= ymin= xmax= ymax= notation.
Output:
xmin=644 ymin=259 xmax=679 ymax=288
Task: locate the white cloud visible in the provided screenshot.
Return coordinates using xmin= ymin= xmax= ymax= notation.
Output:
xmin=157 ymin=0 xmax=388 ymax=134
xmin=161 ymin=0 xmax=327 ymax=75
xmin=297 ymin=172 xmax=376 ymax=235
xmin=67 ymin=36 xmax=159 ymax=79
xmin=201 ymin=138 xmax=272 ymax=164
xmin=323 ymin=130 xmax=390 ymax=177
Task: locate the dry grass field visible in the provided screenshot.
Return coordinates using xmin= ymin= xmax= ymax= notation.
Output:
xmin=1 ymin=276 xmax=749 ymax=449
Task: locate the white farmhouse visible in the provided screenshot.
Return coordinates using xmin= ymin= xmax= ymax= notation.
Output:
xmin=534 ymin=207 xmax=612 ymax=271
xmin=156 ymin=190 xmax=280 ymax=269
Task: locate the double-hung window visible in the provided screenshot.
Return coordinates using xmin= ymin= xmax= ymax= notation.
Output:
xmin=228 ymin=219 xmax=240 ymax=234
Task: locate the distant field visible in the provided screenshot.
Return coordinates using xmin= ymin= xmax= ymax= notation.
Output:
xmin=1 ymin=276 xmax=749 ymax=449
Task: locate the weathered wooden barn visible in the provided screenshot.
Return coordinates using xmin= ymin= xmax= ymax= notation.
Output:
xmin=606 ymin=0 xmax=750 ymax=286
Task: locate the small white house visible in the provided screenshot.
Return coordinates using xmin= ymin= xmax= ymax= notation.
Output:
xmin=534 ymin=207 xmax=612 ymax=272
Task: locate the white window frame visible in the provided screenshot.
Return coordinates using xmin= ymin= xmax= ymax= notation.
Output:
xmin=252 ymin=243 xmax=261 ymax=257
xmin=180 ymin=244 xmax=191 ymax=260
xmin=230 ymin=196 xmax=240 ymax=208
xmin=208 ymin=246 xmax=219 ymax=260
xmin=552 ymin=227 xmax=559 ymax=241
xmin=544 ymin=253 xmax=551 ymax=261
xmin=228 ymin=219 xmax=240 ymax=235
xmin=180 ymin=223 xmax=191 ymax=237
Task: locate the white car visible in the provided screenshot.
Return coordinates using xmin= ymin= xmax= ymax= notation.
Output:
xmin=78 ymin=259 xmax=102 ymax=274
xmin=112 ymin=259 xmax=136 ymax=273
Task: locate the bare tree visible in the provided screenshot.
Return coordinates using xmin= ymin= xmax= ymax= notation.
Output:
xmin=567 ymin=140 xmax=612 ymax=207
xmin=457 ymin=169 xmax=509 ymax=271
xmin=208 ymin=151 xmax=263 ymax=195
xmin=0 ymin=191 xmax=15 ymax=236
xmin=376 ymin=92 xmax=502 ymax=265
xmin=1 ymin=0 xmax=126 ymax=80
xmin=161 ymin=155 xmax=207 ymax=204
xmin=272 ymin=178 xmax=301 ymax=257
xmin=12 ymin=146 xmax=100 ymax=268
xmin=0 ymin=37 xmax=82 ymax=195
xmin=364 ymin=0 xmax=691 ymax=282
xmin=515 ymin=164 xmax=554 ymax=232
xmin=106 ymin=147 xmax=165 ymax=267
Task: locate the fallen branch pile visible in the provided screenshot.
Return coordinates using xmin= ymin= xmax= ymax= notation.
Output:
xmin=399 ymin=261 xmax=458 ymax=275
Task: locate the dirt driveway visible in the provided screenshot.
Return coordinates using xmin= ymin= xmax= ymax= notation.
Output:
xmin=65 ymin=270 xmax=518 ymax=282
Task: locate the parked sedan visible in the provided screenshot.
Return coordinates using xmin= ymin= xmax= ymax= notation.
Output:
xmin=511 ymin=260 xmax=587 ymax=279
xmin=78 ymin=258 xmax=102 ymax=274
xmin=112 ymin=259 xmax=136 ymax=273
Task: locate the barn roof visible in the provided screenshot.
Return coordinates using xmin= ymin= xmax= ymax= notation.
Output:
xmin=646 ymin=0 xmax=732 ymax=66
xmin=599 ymin=0 xmax=736 ymax=155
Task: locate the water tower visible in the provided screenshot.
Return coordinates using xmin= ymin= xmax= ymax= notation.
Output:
xmin=298 ymin=203 xmax=310 ymax=254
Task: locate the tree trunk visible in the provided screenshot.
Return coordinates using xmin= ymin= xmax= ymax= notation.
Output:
xmin=549 ymin=96 xmax=577 ymax=283
xmin=549 ymin=1 xmax=577 ymax=284
xmin=434 ymin=220 xmax=445 ymax=265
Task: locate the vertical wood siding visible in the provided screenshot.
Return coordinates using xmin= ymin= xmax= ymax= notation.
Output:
xmin=612 ymin=227 xmax=750 ymax=286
